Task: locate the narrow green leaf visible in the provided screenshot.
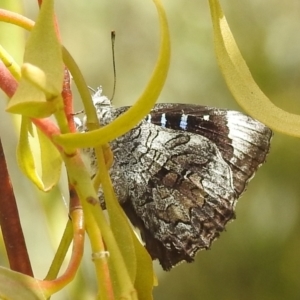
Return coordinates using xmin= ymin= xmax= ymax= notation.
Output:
xmin=132 ymin=232 xmax=154 ymax=300
xmin=17 ymin=117 xmax=62 ymax=191
xmin=105 ymin=191 xmax=154 ymax=300
xmin=208 ymin=0 xmax=300 ymax=137
xmin=17 ymin=117 xmax=43 ymax=189
xmin=104 ymin=189 xmax=137 ymax=283
xmin=95 ymin=147 xmax=137 ymax=298
xmin=37 ymin=125 xmax=62 ymax=191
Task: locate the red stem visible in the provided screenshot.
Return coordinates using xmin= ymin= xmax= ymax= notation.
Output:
xmin=62 ymin=68 xmax=76 ymax=133
xmin=0 ymin=139 xmax=34 ymax=276
xmin=41 ymin=188 xmax=84 ymax=294
xmin=0 ymin=61 xmax=18 ymax=98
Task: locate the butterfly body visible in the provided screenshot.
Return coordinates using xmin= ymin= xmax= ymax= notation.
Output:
xmin=78 ymin=90 xmax=272 ymax=270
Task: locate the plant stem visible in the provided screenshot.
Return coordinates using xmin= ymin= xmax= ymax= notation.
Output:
xmin=0 ymin=139 xmax=33 ymax=276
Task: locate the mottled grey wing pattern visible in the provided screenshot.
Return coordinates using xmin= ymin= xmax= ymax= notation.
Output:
xmin=80 ymin=101 xmax=272 ymax=270
xmin=112 ymin=122 xmax=237 ymax=270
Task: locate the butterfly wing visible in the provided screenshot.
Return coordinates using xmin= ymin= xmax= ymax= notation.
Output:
xmin=91 ymin=103 xmax=272 ymax=270
xmin=113 ymin=120 xmax=239 ymax=270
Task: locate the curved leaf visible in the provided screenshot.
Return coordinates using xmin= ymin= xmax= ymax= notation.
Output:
xmin=209 ymin=0 xmax=300 ymax=137
xmin=53 ymin=0 xmax=171 ymax=149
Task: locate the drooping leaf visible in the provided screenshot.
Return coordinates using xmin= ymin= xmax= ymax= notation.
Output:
xmin=208 ymin=0 xmax=300 ymax=137
xmin=132 ymin=231 xmax=155 ymax=300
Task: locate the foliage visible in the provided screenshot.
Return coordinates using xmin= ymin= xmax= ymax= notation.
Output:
xmin=0 ymin=0 xmax=299 ymax=299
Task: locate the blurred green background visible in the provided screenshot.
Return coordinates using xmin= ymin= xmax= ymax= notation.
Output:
xmin=0 ymin=0 xmax=300 ymax=299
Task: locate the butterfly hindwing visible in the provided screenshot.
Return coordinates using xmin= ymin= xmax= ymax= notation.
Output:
xmin=115 ymin=120 xmax=238 ymax=270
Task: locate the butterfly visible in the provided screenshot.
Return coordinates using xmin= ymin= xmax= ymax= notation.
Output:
xmin=76 ymin=88 xmax=272 ymax=270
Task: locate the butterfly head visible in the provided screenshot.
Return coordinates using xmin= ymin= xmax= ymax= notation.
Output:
xmin=89 ymin=87 xmax=113 ymax=123
xmin=92 ymin=87 xmax=112 ymax=108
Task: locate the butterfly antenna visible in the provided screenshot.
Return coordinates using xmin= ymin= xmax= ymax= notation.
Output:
xmin=110 ymin=30 xmax=116 ymax=101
